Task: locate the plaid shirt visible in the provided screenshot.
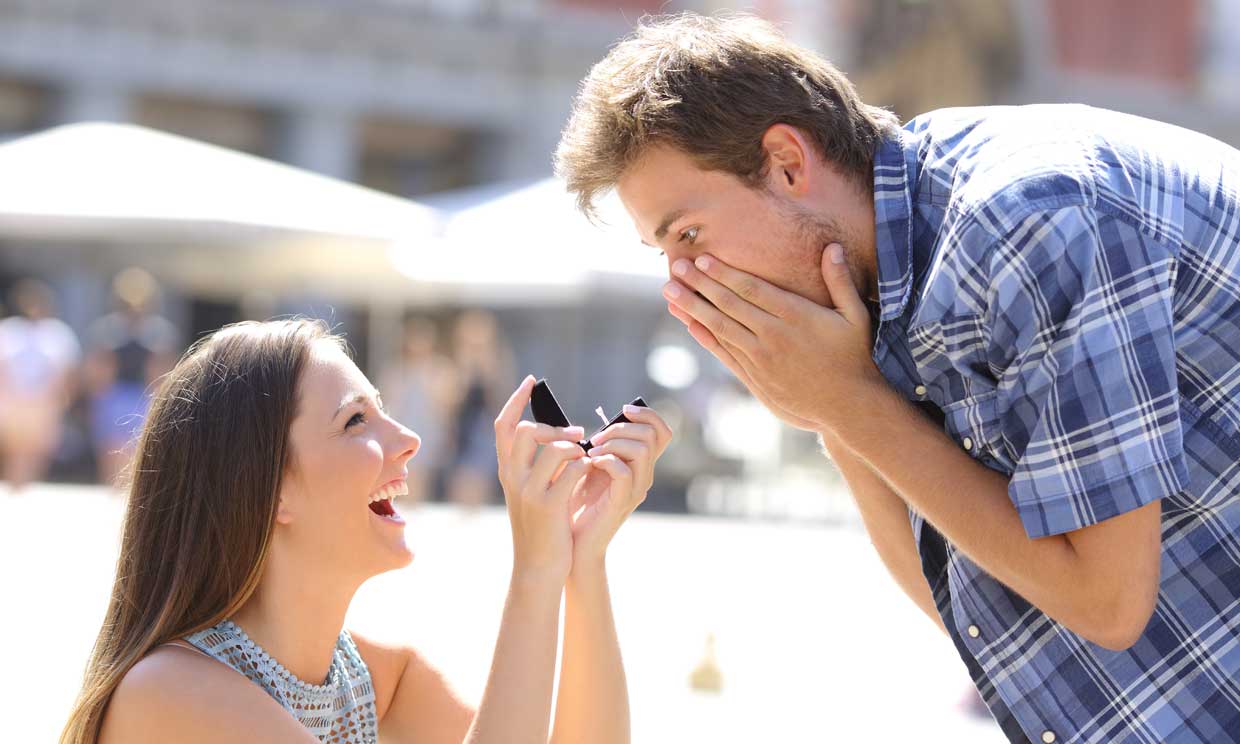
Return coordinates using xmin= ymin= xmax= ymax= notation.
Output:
xmin=871 ymin=105 xmax=1240 ymax=744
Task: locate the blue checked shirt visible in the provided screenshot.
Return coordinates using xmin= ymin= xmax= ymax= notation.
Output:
xmin=871 ymin=104 xmax=1240 ymax=743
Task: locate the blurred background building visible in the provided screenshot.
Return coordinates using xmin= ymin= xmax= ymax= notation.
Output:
xmin=1 ymin=0 xmax=1238 ymax=514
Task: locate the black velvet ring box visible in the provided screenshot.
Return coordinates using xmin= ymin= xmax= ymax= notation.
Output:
xmin=530 ymin=378 xmax=647 ymax=453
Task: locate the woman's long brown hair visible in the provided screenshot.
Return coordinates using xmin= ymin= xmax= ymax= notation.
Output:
xmin=61 ymin=319 xmax=338 ymax=743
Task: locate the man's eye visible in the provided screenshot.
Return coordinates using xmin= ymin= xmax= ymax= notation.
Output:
xmin=679 ymin=227 xmax=699 ymax=244
xmin=346 ymin=412 xmax=366 ymax=428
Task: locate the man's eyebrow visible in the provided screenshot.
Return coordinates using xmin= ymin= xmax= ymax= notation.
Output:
xmin=643 ymin=208 xmax=687 ymax=246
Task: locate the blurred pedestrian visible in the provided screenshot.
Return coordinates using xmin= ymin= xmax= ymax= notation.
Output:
xmin=0 ymin=279 xmax=81 ymax=489
xmin=378 ymin=316 xmax=456 ymax=507
xmin=445 ymin=310 xmax=514 ymax=508
xmin=84 ymin=268 xmax=179 ymax=486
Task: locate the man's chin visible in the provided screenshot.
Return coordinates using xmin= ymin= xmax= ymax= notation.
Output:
xmin=805 ymin=282 xmax=836 ymax=309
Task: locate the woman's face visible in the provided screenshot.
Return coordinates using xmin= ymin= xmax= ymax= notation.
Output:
xmin=275 ymin=340 xmax=421 ymax=582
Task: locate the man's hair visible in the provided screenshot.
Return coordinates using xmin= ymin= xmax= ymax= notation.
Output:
xmin=555 ymin=12 xmax=900 ymax=219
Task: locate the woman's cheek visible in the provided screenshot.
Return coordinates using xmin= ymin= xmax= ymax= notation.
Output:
xmin=365 ymin=437 xmax=386 ymax=469
xmin=328 ymin=436 xmax=384 ymax=496
xmin=346 ymin=436 xmax=386 ymax=491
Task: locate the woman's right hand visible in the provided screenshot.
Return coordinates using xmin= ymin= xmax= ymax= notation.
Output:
xmin=493 ymin=375 xmax=590 ymax=586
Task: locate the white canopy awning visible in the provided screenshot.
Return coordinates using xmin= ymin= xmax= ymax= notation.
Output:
xmin=0 ymin=124 xmax=668 ymax=306
xmin=0 ymin=122 xmax=443 ymax=302
xmin=393 ymin=176 xmax=668 ymax=304
xmin=0 ymin=122 xmax=441 ymax=243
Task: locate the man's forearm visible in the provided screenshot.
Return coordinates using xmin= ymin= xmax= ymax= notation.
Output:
xmin=820 ymin=432 xmax=946 ymax=633
xmin=549 ymin=561 xmax=629 ymax=744
xmin=829 ymin=382 xmax=1148 ymax=649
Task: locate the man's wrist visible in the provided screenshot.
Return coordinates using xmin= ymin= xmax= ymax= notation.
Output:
xmin=816 ymin=375 xmax=895 ymax=441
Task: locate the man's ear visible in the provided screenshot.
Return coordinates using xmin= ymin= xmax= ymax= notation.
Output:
xmin=761 ymin=123 xmax=815 ymax=198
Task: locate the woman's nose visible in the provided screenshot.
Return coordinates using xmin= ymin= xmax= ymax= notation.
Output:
xmin=392 ymin=422 xmax=421 ymax=463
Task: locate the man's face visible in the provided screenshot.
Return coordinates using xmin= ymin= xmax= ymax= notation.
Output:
xmin=616 ymin=143 xmax=873 ymax=309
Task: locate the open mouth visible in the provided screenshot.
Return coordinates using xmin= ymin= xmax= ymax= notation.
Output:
xmin=368 ymin=480 xmax=408 ymax=521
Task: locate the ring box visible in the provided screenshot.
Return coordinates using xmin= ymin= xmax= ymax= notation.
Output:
xmin=530 ymin=378 xmax=647 ymax=453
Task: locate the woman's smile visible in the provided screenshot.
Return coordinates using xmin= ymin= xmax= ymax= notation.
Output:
xmin=367 ymin=478 xmax=407 ymax=524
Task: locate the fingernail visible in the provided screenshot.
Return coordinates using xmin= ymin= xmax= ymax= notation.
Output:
xmin=566 ymin=426 xmax=584 ymax=437
xmin=830 ymin=244 xmax=845 ymax=264
xmin=663 ymin=282 xmax=681 ymax=299
xmin=672 ymin=259 xmax=690 ymax=276
xmin=623 ymin=404 xmax=642 ymax=415
xmin=695 ymin=255 xmax=711 ymax=271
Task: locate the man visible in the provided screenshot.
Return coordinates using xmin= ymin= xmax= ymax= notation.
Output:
xmin=555 ymin=13 xmax=1240 ymax=744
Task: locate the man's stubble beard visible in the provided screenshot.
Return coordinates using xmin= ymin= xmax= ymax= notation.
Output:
xmin=782 ymin=199 xmax=860 ymax=309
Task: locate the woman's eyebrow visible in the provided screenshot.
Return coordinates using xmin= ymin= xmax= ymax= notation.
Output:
xmin=332 ymin=390 xmax=379 ymax=421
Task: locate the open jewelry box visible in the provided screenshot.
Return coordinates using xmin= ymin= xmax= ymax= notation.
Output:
xmin=530 ymin=378 xmax=647 ymax=453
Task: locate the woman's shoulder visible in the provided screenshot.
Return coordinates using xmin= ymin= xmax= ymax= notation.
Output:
xmin=346 ymin=629 xmax=416 ymax=718
xmin=99 ymin=644 xmax=318 ymax=743
xmin=348 ymin=628 xmax=475 ymax=739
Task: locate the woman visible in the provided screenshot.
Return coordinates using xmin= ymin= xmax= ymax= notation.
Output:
xmin=61 ymin=318 xmax=671 ymax=743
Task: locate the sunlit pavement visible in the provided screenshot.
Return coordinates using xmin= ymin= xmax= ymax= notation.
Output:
xmin=2 ymin=483 xmax=1003 ymax=743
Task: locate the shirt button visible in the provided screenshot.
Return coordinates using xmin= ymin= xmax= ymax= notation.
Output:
xmin=962 ymin=436 xmax=974 ymax=451
xmin=913 ymin=384 xmax=927 ymax=397
xmin=967 ymin=625 xmax=980 ymax=638
xmin=1041 ymin=732 xmax=1056 ymax=743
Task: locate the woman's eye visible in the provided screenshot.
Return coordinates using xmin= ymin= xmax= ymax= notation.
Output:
xmin=679 ymin=227 xmax=699 ymax=244
xmin=346 ymin=412 xmax=366 ymax=429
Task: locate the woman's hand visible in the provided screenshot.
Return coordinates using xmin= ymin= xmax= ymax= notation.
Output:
xmin=567 ymin=405 xmax=673 ymax=569
xmin=494 ymin=376 xmax=590 ymax=586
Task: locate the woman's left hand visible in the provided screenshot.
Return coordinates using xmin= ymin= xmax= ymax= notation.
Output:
xmin=568 ymin=405 xmax=673 ymax=569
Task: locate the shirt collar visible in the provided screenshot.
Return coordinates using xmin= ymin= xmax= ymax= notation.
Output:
xmin=871 ymin=128 xmax=919 ymax=322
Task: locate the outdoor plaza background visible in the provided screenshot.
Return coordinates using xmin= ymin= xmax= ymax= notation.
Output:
xmin=2 ymin=1 xmax=1240 ymax=741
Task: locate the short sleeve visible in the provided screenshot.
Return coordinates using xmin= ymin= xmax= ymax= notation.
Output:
xmin=48 ymin=319 xmax=82 ymax=368
xmin=986 ymin=206 xmax=1187 ymax=539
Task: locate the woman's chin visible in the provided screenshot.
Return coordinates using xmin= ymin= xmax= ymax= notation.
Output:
xmin=393 ymin=547 xmax=415 ymax=569
xmin=362 ymin=509 xmax=414 ymax=573
xmin=374 ymin=543 xmax=414 ymax=574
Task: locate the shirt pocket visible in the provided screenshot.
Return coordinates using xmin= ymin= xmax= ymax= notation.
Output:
xmin=940 ymin=390 xmax=1015 ymax=473
xmin=906 ymin=312 xmax=997 ymax=403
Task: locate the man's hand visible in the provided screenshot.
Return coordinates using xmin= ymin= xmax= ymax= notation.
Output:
xmin=662 ymin=244 xmax=883 ymax=433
